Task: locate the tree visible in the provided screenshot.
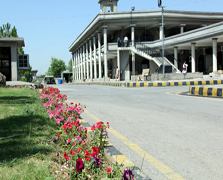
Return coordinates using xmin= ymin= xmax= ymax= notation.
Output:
xmin=47 ymin=57 xmax=66 ymax=78
xmin=0 ymin=23 xmax=24 ymax=54
xmin=67 ymin=58 xmax=73 ymax=72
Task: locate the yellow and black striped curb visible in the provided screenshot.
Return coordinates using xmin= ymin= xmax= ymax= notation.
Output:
xmin=189 ymin=86 xmax=223 ymax=97
xmin=79 ymin=118 xmax=147 ymax=179
xmin=71 ymin=79 xmax=223 ymax=87
xmin=6 ymin=84 xmax=44 ymax=89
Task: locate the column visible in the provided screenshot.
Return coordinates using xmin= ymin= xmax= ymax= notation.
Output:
xmin=93 ymin=36 xmax=97 ymax=79
xmin=72 ymin=52 xmax=74 ymax=82
xmin=75 ymin=51 xmax=78 ymax=80
xmin=174 ymin=46 xmax=178 ymax=69
xmin=117 ymin=49 xmax=120 ymax=81
xmin=98 ymin=32 xmax=102 ymax=78
xmin=86 ymin=42 xmax=89 ymax=79
xmin=80 ymin=48 xmax=83 ymax=80
xmin=131 ymin=24 xmax=136 ymax=76
xmin=212 ymin=38 xmax=218 ymax=72
xmin=83 ymin=45 xmax=86 ymax=80
xmin=89 ymin=39 xmax=93 ymax=79
xmin=180 ymin=24 xmax=186 ymax=34
xmin=78 ymin=49 xmax=80 ymax=80
xmin=191 ymin=43 xmax=196 ymax=73
xmin=103 ymin=26 xmax=108 ymax=78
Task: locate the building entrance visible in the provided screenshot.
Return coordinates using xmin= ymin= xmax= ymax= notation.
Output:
xmin=0 ymin=47 xmax=11 ymax=81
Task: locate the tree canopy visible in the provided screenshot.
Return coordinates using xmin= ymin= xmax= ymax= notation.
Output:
xmin=0 ymin=22 xmax=24 ymax=54
xmin=47 ymin=57 xmax=66 ymax=78
xmin=67 ymin=58 xmax=73 ymax=72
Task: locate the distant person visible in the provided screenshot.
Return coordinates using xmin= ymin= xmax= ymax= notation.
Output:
xmin=115 ymin=67 xmax=119 ymax=81
xmin=117 ymin=37 xmax=121 ymax=47
xmin=124 ymin=36 xmax=128 ymax=47
xmin=182 ymin=61 xmax=188 ymax=74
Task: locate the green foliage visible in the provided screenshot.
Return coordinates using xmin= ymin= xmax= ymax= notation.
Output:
xmin=24 ymin=71 xmax=31 ymax=82
xmin=67 ymin=58 xmax=73 ymax=72
xmin=70 ymin=75 xmax=73 ymax=82
xmin=47 ymin=57 xmax=66 ymax=78
xmin=0 ymin=23 xmax=24 ymax=54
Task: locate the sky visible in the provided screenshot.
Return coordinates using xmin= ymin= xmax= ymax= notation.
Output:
xmin=0 ymin=0 xmax=222 ymax=75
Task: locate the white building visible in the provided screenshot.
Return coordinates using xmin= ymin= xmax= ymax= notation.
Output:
xmin=69 ymin=0 xmax=223 ymax=82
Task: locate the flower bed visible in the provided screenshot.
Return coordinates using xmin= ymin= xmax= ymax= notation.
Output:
xmin=40 ymin=86 xmax=134 ymax=179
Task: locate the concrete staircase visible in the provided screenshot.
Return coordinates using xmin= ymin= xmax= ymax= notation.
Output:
xmin=130 ymin=46 xmax=180 ymax=73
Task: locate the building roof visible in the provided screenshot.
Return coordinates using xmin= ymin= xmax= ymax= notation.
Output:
xmin=0 ymin=37 xmax=25 ymax=47
xmin=69 ymin=9 xmax=223 ymax=52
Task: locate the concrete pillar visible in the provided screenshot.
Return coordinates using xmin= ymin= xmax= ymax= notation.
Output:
xmin=117 ymin=49 xmax=120 ymax=81
xmin=86 ymin=42 xmax=89 ymax=79
xmin=89 ymin=39 xmax=93 ymax=79
xmin=180 ymin=24 xmax=186 ymax=34
xmin=174 ymin=46 xmax=178 ymax=69
xmin=93 ymin=36 xmax=97 ymax=79
xmin=83 ymin=45 xmax=86 ymax=80
xmin=78 ymin=49 xmax=80 ymax=80
xmin=80 ymin=48 xmax=83 ymax=80
xmin=212 ymin=38 xmax=218 ymax=72
xmin=98 ymin=32 xmax=102 ymax=78
xmin=11 ymin=45 xmax=18 ymax=80
xmin=103 ymin=26 xmax=108 ymax=78
xmin=131 ymin=24 xmax=136 ymax=76
xmin=191 ymin=43 xmax=196 ymax=73
xmin=75 ymin=52 xmax=78 ymax=80
xmin=72 ymin=53 xmax=74 ymax=81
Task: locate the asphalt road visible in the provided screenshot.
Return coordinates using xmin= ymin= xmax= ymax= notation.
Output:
xmin=54 ymin=84 xmax=223 ymax=180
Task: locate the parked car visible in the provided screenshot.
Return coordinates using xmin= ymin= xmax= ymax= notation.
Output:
xmin=42 ymin=76 xmax=56 ymax=85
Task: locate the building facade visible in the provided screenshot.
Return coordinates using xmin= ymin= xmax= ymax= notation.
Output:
xmin=69 ymin=0 xmax=223 ymax=81
xmin=0 ymin=37 xmax=26 ymax=81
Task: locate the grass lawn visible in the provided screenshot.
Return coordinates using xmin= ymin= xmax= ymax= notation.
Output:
xmin=0 ymin=87 xmax=61 ymax=180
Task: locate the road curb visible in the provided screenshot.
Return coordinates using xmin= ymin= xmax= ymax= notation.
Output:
xmin=70 ymin=79 xmax=223 ymax=87
xmin=189 ymin=86 xmax=223 ymax=97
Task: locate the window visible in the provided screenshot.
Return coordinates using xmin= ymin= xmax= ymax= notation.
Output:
xmin=18 ymin=54 xmax=29 ymax=69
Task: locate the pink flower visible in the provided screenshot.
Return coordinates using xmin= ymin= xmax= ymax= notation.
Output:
xmin=56 ymin=119 xmax=60 ymax=124
xmin=60 ymin=116 xmax=64 ymax=120
xmin=77 ymin=136 xmax=82 ymax=141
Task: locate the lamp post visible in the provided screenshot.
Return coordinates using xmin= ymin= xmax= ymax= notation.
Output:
xmin=158 ymin=0 xmax=165 ymax=77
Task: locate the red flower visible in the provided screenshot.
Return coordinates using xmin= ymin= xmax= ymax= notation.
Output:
xmin=107 ymin=167 xmax=112 ymax=175
xmin=91 ymin=146 xmax=100 ymax=157
xmin=64 ymin=152 xmax=69 ymax=161
xmin=107 ymin=122 xmax=110 ymax=128
xmin=57 ymin=132 xmax=61 ymax=137
xmin=70 ymin=149 xmax=75 ymax=156
xmin=84 ymin=150 xmax=90 ymax=161
xmin=76 ymin=158 xmax=84 ymax=172
xmin=91 ymin=124 xmax=95 ymax=131
xmin=96 ymin=121 xmax=104 ymax=129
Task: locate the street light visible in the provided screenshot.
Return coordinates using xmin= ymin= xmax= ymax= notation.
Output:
xmin=158 ymin=0 xmax=165 ymax=77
